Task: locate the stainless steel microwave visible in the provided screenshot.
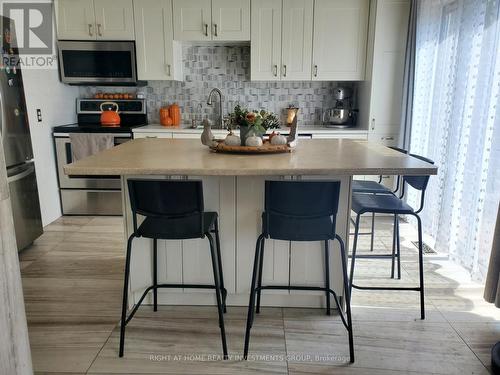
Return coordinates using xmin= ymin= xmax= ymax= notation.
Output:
xmin=57 ymin=41 xmax=138 ymax=85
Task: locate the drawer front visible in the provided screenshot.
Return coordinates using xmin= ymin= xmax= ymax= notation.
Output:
xmin=61 ymin=190 xmax=122 ymax=215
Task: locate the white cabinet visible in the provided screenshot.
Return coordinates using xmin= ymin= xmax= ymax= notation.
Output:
xmin=133 ymin=132 xmax=173 ymax=139
xmin=368 ymin=0 xmax=410 ymax=136
xmin=134 ymin=0 xmax=182 ymax=81
xmin=56 ymin=0 xmax=134 ymax=40
xmin=212 ymin=0 xmax=250 ymax=41
xmin=56 ymin=0 xmax=96 ymax=39
xmin=281 ymin=0 xmax=314 ymax=81
xmin=250 ymin=0 xmax=282 ymax=81
xmin=173 ymin=0 xmax=250 ymax=41
xmin=173 ymin=0 xmax=212 ymax=41
xmin=94 ymin=0 xmax=135 ymax=40
xmin=251 ymin=0 xmax=313 ymax=81
xmin=312 ymin=0 xmax=369 ymax=81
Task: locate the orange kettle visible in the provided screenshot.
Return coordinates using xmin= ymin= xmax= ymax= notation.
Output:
xmin=100 ymin=101 xmax=121 ymax=127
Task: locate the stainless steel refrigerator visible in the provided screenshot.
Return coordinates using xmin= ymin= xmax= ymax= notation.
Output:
xmin=1 ymin=16 xmax=43 ymax=250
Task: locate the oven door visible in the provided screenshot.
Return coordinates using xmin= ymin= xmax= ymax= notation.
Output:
xmin=55 ymin=136 xmax=129 ymax=189
xmin=58 ymin=41 xmax=137 ymax=85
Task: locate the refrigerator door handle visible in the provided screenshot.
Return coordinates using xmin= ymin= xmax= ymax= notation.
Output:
xmin=7 ymin=163 xmax=35 ymax=183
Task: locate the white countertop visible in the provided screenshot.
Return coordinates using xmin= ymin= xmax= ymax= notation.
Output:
xmin=133 ymin=124 xmax=368 ymax=135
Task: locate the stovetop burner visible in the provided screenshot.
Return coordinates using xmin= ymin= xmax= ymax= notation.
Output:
xmin=53 ymin=98 xmax=148 ymax=134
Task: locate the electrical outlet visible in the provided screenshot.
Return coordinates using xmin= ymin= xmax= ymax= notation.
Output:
xmin=36 ymin=109 xmax=42 ymax=122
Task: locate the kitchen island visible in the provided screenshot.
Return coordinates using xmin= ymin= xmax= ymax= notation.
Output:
xmin=65 ymin=138 xmax=437 ymax=308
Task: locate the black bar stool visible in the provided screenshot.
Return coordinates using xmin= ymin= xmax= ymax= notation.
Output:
xmin=351 ymin=147 xmax=408 ymax=254
xmin=349 ymin=154 xmax=435 ymax=320
xmin=119 ymin=179 xmax=228 ymax=359
xmin=243 ymin=180 xmax=354 ymax=363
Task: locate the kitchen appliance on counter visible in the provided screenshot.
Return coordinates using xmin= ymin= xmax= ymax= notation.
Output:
xmin=57 ymin=41 xmax=141 ymax=86
xmin=323 ymin=87 xmax=357 ymax=128
xmin=53 ymin=99 xmax=146 ymax=215
xmin=0 ymin=16 xmax=43 ymax=250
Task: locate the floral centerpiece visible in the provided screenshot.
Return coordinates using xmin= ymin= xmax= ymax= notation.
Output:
xmin=229 ymin=104 xmax=280 ymax=145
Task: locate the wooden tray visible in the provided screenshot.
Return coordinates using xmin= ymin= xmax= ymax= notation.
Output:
xmin=210 ymin=140 xmax=293 ymax=154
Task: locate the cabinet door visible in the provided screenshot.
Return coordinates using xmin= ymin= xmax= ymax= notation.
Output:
xmin=134 ymin=0 xmax=182 ymax=81
xmin=281 ymin=0 xmax=313 ymax=81
xmin=250 ymin=0 xmax=282 ymax=81
xmin=312 ymin=0 xmax=369 ymax=81
xmin=173 ymin=0 xmax=212 ymax=41
xmin=56 ymin=0 xmax=96 ymax=40
xmin=211 ymin=0 xmax=250 ymax=41
xmin=94 ymin=0 xmax=135 ymax=40
xmin=369 ymin=0 xmax=410 ymax=135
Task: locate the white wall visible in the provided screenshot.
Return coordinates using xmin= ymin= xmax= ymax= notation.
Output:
xmin=1 ymin=0 xmax=79 ymax=225
xmin=22 ymin=70 xmax=78 ymax=225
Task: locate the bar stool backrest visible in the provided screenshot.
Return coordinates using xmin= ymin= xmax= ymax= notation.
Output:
xmin=127 ymin=179 xmax=204 ymax=233
xmin=401 ymin=154 xmax=435 ymax=213
xmin=263 ymin=180 xmax=341 ymax=241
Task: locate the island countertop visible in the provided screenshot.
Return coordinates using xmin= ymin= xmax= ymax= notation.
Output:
xmin=64 ymin=138 xmax=437 ymax=176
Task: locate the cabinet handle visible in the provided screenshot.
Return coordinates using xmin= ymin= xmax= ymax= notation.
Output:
xmin=88 ymin=23 xmax=93 ymax=36
xmin=371 ymin=118 xmax=375 ymax=131
xmin=382 ymin=136 xmax=394 ymax=141
xmin=283 ymin=64 xmax=287 ymax=77
xmin=273 ymin=64 xmax=278 ymax=77
xmin=146 ymin=136 xmax=158 ymax=138
xmin=204 ymin=23 xmax=208 ymax=36
xmin=166 ymin=64 xmax=171 ymax=76
xmin=97 ymin=23 xmax=102 ymax=36
xmin=214 ymin=23 xmax=218 ymax=37
xmin=313 ymin=65 xmax=318 ymax=77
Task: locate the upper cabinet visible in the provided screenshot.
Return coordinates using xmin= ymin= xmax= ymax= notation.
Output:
xmin=56 ymin=0 xmax=135 ymax=40
xmin=134 ymin=0 xmax=182 ymax=81
xmin=282 ymin=0 xmax=313 ymax=81
xmin=173 ymin=0 xmax=250 ymax=41
xmin=251 ymin=0 xmax=313 ymax=81
xmin=312 ymin=0 xmax=369 ymax=81
xmin=56 ymin=0 xmax=96 ymax=40
xmin=250 ymin=0 xmax=368 ymax=81
xmin=94 ymin=0 xmax=135 ymax=40
xmin=250 ymin=0 xmax=282 ymax=81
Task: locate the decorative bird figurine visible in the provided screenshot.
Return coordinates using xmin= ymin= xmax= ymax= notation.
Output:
xmin=201 ymin=119 xmax=215 ymax=147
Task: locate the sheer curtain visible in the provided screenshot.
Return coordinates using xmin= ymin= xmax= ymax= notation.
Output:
xmin=410 ymin=0 xmax=500 ymax=281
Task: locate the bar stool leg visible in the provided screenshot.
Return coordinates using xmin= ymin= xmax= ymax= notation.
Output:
xmin=370 ymin=212 xmax=375 ymax=252
xmin=244 ymin=234 xmax=264 ymax=360
xmin=256 ymin=237 xmax=265 ymax=314
xmin=213 ymin=218 xmax=227 ymax=313
xmin=324 ymin=240 xmax=331 ymax=315
xmin=207 ymin=233 xmax=228 ymax=359
xmin=337 ymin=235 xmax=354 ymax=363
xmin=349 ymin=214 xmax=361 ymax=295
xmin=153 ymin=238 xmax=158 ymax=312
xmin=391 ymin=214 xmax=397 ymax=279
xmin=396 ymin=215 xmax=401 ymax=280
xmin=119 ymin=235 xmax=134 ymax=357
xmin=414 ymin=214 xmax=425 ymax=320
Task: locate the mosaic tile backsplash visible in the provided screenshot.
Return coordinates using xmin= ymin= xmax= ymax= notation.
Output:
xmin=80 ymin=45 xmax=354 ymax=127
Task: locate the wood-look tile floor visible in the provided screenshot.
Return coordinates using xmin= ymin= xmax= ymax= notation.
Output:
xmin=20 ymin=216 xmax=498 ymax=374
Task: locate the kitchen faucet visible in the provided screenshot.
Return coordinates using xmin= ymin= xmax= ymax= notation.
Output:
xmin=207 ymin=87 xmax=224 ymax=129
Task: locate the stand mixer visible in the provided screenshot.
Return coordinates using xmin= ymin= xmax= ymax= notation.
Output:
xmin=323 ymin=87 xmax=357 ymax=128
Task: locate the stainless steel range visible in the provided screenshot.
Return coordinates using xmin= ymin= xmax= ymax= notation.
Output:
xmin=53 ymin=99 xmax=146 ymax=215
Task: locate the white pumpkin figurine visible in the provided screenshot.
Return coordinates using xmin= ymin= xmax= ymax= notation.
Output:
xmin=245 ymin=135 xmax=263 ymax=147
xmin=270 ymin=133 xmax=287 ymax=145
xmin=224 ymin=131 xmax=241 ymax=146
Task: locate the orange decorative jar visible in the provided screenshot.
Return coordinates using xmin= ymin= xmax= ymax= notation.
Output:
xmin=160 ymin=107 xmax=172 ymax=126
xmin=168 ymin=103 xmax=181 ymax=126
